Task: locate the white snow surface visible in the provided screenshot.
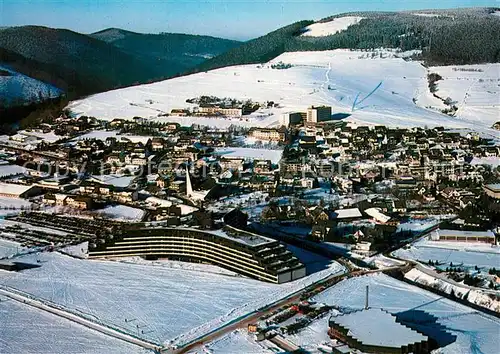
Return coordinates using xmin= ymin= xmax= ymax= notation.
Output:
xmin=72 ymin=130 xmax=154 ymax=144
xmin=428 ymin=64 xmax=500 ymax=128
xmin=393 ymin=237 xmax=500 ymax=269
xmin=90 ymin=174 xmax=136 ymax=188
xmin=60 ymin=241 xmax=88 ymax=259
xmin=0 ymin=238 xmax=25 ymax=258
xmin=95 ymin=205 xmax=144 ymax=221
xmin=188 ymin=329 xmax=274 ymax=354
xmin=214 ymin=147 xmax=282 ymax=164
xmin=0 ymin=252 xmax=345 ymax=347
xmin=18 ymin=130 xmax=63 ymax=143
xmin=298 ymin=273 xmax=500 ymax=354
xmin=301 ymin=17 xmax=364 ymax=37
xmin=404 ymin=268 xmax=500 ymax=313
xmin=68 ymin=50 xmax=500 ymax=138
xmin=0 ymin=297 xmax=148 ymax=354
xmin=470 ymin=156 xmax=500 ymax=168
xmin=0 ymin=197 xmax=32 ymax=211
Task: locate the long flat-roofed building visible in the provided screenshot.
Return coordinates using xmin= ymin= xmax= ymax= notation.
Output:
xmin=88 ymin=225 xmax=306 ymax=283
xmin=436 ymin=229 xmax=496 ymax=244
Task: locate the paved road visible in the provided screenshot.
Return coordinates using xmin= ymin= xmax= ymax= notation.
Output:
xmin=174 ymin=263 xmax=404 ymax=354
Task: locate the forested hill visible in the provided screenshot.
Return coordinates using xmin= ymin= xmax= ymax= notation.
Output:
xmin=0 ymin=26 xmax=240 ymax=103
xmin=194 ymin=7 xmax=500 ymax=73
xmin=91 ymin=28 xmax=240 ymax=77
xmin=195 ymin=21 xmax=314 ymax=72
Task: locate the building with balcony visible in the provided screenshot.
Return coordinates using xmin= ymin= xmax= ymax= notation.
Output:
xmin=88 ymin=225 xmax=306 ymax=283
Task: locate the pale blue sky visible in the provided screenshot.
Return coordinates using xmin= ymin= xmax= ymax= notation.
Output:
xmin=1 ymin=0 xmax=498 ymax=40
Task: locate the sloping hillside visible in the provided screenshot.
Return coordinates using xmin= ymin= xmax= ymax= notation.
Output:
xmin=91 ymin=28 xmax=240 ymax=76
xmin=196 ymin=7 xmax=500 ymax=73
xmin=0 ymin=26 xmax=240 ymax=105
xmin=194 ymin=21 xmax=314 ymax=72
xmin=0 ymin=65 xmax=61 ymax=107
xmin=68 ymin=49 xmax=500 ymax=140
xmin=0 ymin=26 xmax=162 ymax=99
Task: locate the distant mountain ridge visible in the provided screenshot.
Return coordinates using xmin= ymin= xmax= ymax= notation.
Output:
xmin=2 ymin=6 xmax=499 ymax=124
xmin=90 ymin=28 xmax=240 ymax=79
xmin=194 ymin=7 xmax=500 ymax=74
xmin=0 ymin=26 xmax=241 ymax=106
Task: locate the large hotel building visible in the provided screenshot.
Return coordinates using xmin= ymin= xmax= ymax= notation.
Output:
xmin=89 ymin=225 xmax=306 ymax=283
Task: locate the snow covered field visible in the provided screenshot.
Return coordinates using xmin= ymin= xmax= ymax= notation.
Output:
xmin=0 ymin=197 xmax=32 ymax=211
xmin=68 ymin=50 xmax=499 ymax=137
xmin=394 ymin=238 xmax=500 ymax=269
xmin=206 ymin=191 xmax=269 ymax=219
xmin=301 ymin=17 xmax=364 ymax=37
xmin=428 ymin=64 xmax=500 ymax=128
xmin=291 ymin=273 xmax=500 ymax=354
xmin=0 ymin=252 xmax=344 ymax=347
xmin=0 ymin=296 xmax=148 ymax=354
xmin=0 ymin=238 xmax=24 ymax=259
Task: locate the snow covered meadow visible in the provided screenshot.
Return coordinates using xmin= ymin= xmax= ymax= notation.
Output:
xmin=0 ymin=251 xmax=344 ymax=347
xmin=291 ymin=273 xmax=500 ymax=354
xmin=428 ymin=64 xmax=500 ymax=128
xmin=394 ymin=238 xmax=500 ymax=269
xmin=68 ymin=50 xmax=499 ymax=138
xmin=0 ymin=239 xmax=25 ymax=259
xmin=0 ymin=296 xmax=149 ymax=354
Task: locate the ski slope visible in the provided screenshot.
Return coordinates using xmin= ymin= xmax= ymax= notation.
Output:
xmin=301 ymin=17 xmax=364 ymax=37
xmin=68 ymin=50 xmax=499 ymax=137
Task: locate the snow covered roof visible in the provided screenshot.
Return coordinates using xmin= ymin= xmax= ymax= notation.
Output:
xmin=0 ymin=182 xmax=35 ymax=196
xmin=145 ymin=196 xmax=173 ymax=208
xmin=330 ymin=308 xmax=427 ymax=348
xmin=364 ymin=208 xmax=391 ymax=223
xmin=332 ymin=208 xmax=362 ymax=219
xmin=214 ymin=147 xmax=283 ymax=164
xmin=438 ymin=229 xmax=495 ymax=239
xmin=89 ymin=175 xmax=135 ymax=188
xmin=203 ymin=227 xmax=276 ymax=247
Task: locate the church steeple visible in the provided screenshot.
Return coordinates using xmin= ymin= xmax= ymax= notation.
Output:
xmin=186 ymin=165 xmax=193 ymax=197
